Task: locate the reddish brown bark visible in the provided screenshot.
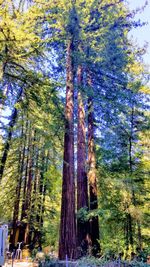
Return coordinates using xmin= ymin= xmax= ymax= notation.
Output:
xmin=77 ymin=65 xmax=89 ymax=256
xmin=58 ymin=39 xmax=76 ymax=260
xmin=87 ymin=74 xmax=100 ymax=256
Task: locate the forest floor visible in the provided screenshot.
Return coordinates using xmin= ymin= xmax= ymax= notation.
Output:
xmin=4 ymin=260 xmax=38 ymax=267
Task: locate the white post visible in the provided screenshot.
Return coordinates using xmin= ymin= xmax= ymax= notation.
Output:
xmin=15 ymin=242 xmax=22 ymax=259
xmin=66 ymin=254 xmax=68 ymax=267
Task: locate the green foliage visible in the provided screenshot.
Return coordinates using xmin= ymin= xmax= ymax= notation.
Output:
xmin=78 ymin=256 xmax=108 ymax=266
xmin=77 ymin=207 xmax=89 ymax=223
xmin=0 ymin=0 xmax=149 ymax=258
xmin=41 ymin=256 xmax=150 ymax=267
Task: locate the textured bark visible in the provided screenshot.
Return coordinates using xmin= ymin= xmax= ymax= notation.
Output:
xmin=59 ymin=39 xmax=76 ymax=260
xmin=87 ymin=74 xmax=100 ymax=256
xmin=77 ymin=65 xmax=89 ymax=256
xmin=0 ymin=88 xmax=23 ymax=181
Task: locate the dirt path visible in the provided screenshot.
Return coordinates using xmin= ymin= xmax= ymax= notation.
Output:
xmin=4 ymin=260 xmax=38 ymax=267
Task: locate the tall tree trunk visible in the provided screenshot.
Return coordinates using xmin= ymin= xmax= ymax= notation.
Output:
xmin=22 ymin=128 xmax=35 ymax=245
xmin=58 ymin=38 xmax=76 ymax=260
xmin=21 ymin=120 xmax=30 ymax=221
xmin=0 ymin=88 xmax=23 ymax=181
xmin=87 ymin=73 xmax=100 ymax=257
xmin=33 ymin=149 xmax=49 ymax=249
xmin=23 ymin=159 xmax=33 ymax=244
xmin=29 ymin=144 xmax=39 ymax=248
xmin=35 ymin=149 xmax=45 ymax=249
xmin=77 ymin=65 xmax=89 ymax=256
xmin=128 ymin=106 xmax=143 ymax=251
xmin=10 ymin=117 xmax=26 ymax=246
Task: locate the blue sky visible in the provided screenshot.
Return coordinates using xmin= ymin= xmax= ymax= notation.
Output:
xmin=128 ymin=0 xmax=150 ymax=66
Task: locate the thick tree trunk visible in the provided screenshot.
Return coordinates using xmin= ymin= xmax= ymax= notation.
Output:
xmin=87 ymin=74 xmax=100 ymax=256
xmin=77 ymin=65 xmax=89 ymax=256
xmin=0 ymin=88 xmax=23 ymax=181
xmin=58 ymin=39 xmax=76 ymax=260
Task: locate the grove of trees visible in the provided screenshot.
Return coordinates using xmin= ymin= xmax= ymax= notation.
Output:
xmin=0 ymin=0 xmax=149 ymax=262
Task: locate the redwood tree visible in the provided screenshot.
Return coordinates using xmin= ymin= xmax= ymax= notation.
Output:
xmin=77 ymin=65 xmax=89 ymax=256
xmin=58 ymin=6 xmax=78 ymax=260
xmin=10 ymin=116 xmax=28 ymax=246
xmin=87 ymin=73 xmax=100 ymax=256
